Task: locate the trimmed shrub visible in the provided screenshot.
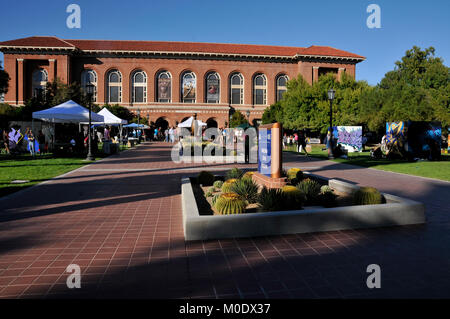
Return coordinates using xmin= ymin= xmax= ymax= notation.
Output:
xmin=221 ymin=178 xmax=238 ymax=193
xmin=281 ymin=185 xmax=306 ymax=209
xmin=197 ymin=171 xmax=215 ymax=186
xmin=213 ymin=180 xmax=224 ymax=189
xmin=353 ymin=187 xmax=383 ymax=205
xmin=257 ymin=186 xmax=287 ymax=211
xmin=214 ymin=193 xmax=247 ymax=215
xmin=287 ymin=168 xmax=304 ymax=184
xmin=296 ymin=178 xmax=321 ymax=205
xmin=230 ymin=178 xmax=259 ymax=204
xmin=226 ymin=167 xmax=243 ymax=180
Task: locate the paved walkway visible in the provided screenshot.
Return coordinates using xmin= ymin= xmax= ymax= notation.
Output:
xmin=0 ymin=143 xmax=449 ymax=298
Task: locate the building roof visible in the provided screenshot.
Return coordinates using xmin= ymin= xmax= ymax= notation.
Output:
xmin=0 ymin=36 xmax=365 ymax=60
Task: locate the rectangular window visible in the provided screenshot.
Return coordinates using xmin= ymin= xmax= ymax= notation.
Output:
xmin=255 ymin=89 xmax=265 ymax=105
xmin=231 ymin=88 xmax=242 ymax=104
xmin=109 ymin=86 xmax=120 ymax=103
xmin=134 ymin=87 xmax=144 ymax=103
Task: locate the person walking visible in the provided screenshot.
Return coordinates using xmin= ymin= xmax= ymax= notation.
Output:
xmin=2 ymin=128 xmax=10 ymax=154
xmin=169 ymin=126 xmax=174 ymax=143
xmin=25 ymin=128 xmax=36 ymax=158
xmin=299 ymin=131 xmax=308 ymax=156
xmin=164 ymin=128 xmax=169 ymax=142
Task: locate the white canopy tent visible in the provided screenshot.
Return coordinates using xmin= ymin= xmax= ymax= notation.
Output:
xmin=32 ymin=100 xmax=104 ymax=123
xmin=80 ymin=107 xmax=128 ymax=142
xmin=32 ymin=100 xmax=104 ymax=150
xmin=178 ymin=116 xmax=207 ymax=128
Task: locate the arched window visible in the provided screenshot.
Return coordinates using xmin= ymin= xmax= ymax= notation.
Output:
xmin=132 ymin=70 xmax=147 ymax=103
xmin=32 ymin=69 xmax=48 ymax=98
xmin=181 ymin=71 xmax=196 ymax=103
xmin=156 ymin=71 xmax=171 ymax=102
xmin=230 ymin=72 xmax=243 ymax=105
xmin=81 ymin=69 xmax=97 ymax=102
xmin=276 ymin=74 xmax=288 ymax=102
xmin=253 ymin=73 xmax=267 ymax=105
xmin=106 ymin=69 xmax=122 ymax=103
xmin=205 ymin=72 xmax=220 ymax=103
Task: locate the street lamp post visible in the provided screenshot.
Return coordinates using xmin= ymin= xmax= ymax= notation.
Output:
xmin=85 ymin=83 xmax=95 ymax=161
xmin=327 ymin=88 xmax=336 ymax=159
xmin=246 ymin=110 xmax=250 ymax=123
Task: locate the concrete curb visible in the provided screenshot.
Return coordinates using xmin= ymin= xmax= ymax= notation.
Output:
xmin=181 ymin=176 xmax=426 ymax=241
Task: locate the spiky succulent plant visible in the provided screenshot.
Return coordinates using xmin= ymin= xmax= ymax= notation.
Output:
xmin=214 ymin=192 xmax=247 ymax=215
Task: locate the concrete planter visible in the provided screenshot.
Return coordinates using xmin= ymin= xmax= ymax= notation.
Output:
xmin=181 ymin=176 xmax=426 ymax=241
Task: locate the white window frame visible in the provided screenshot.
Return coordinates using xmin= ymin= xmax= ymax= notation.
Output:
xmin=81 ymin=69 xmax=97 ymax=102
xmin=253 ymin=73 xmax=267 ymax=105
xmin=230 ymin=73 xmax=244 ymax=105
xmin=107 ymin=69 xmax=122 ymax=103
xmin=132 ymin=70 xmax=147 ymax=104
xmin=276 ymin=74 xmax=288 ymax=102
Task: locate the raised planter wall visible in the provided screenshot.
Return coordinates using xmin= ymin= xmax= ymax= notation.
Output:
xmin=181 ymin=176 xmax=426 ymax=241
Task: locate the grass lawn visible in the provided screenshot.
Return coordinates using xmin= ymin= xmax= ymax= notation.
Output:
xmin=0 ymin=142 xmax=132 ymax=198
xmin=284 ymin=144 xmax=450 ymax=182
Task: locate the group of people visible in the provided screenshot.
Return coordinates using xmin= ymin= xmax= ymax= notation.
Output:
xmin=283 ymin=131 xmax=309 ymax=156
xmin=1 ymin=126 xmax=47 ymax=157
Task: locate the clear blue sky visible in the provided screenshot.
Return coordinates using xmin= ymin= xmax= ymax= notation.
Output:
xmin=1 ymin=0 xmax=449 ymax=85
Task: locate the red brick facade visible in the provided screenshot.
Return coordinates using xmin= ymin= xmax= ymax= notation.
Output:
xmin=0 ymin=36 xmax=365 ymax=127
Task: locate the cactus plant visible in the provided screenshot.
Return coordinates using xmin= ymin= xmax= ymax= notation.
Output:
xmin=226 ymin=167 xmax=243 ymax=180
xmin=242 ymin=171 xmax=255 ymax=181
xmin=213 ymin=180 xmax=224 ymax=189
xmin=281 ymin=185 xmax=306 ymax=209
xmin=230 ymin=178 xmax=259 ymax=204
xmin=257 ymin=186 xmax=287 ymax=211
xmin=206 ymin=191 xmax=213 ymax=197
xmin=214 ymin=193 xmax=247 ymax=215
xmin=208 ymin=187 xmax=216 ymax=193
xmin=287 ymin=168 xmax=304 ymax=184
xmin=353 ymin=187 xmax=383 ymax=205
xmin=211 ymin=193 xmax=220 ymax=206
xmin=296 ymin=178 xmax=321 ymax=205
xmin=221 ymin=178 xmax=238 ymax=193
xmin=320 ymin=185 xmax=333 ymax=194
xmin=197 ymin=171 xmax=215 ymax=186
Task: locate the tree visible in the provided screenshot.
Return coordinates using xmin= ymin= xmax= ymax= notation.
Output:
xmin=229 ymin=110 xmax=248 ymax=127
xmin=358 ymin=46 xmax=450 ymax=130
xmin=0 ymin=61 xmax=10 ymax=95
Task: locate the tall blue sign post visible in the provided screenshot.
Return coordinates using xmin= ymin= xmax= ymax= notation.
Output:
xmin=258 ymin=123 xmax=282 ymax=179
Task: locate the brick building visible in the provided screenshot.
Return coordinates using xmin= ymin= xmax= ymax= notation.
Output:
xmin=0 ymin=36 xmax=364 ymax=129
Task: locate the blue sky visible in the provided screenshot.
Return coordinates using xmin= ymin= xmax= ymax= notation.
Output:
xmin=0 ymin=0 xmax=449 ymax=85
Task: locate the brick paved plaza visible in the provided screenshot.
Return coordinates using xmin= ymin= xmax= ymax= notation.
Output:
xmin=0 ymin=142 xmax=449 ymax=299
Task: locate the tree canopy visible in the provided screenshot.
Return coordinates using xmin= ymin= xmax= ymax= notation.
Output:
xmin=263 ymin=46 xmax=449 ymax=134
xmin=229 ymin=110 xmax=249 ymax=127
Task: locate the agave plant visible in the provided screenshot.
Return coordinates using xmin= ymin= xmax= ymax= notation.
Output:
xmin=230 ymin=178 xmax=259 ymax=204
xmin=242 ymin=171 xmax=255 ymax=181
xmin=226 ymin=167 xmax=243 ymax=180
xmin=257 ymin=186 xmax=287 ymax=211
xmin=296 ymin=178 xmax=321 ymax=205
xmin=214 ymin=193 xmax=247 ymax=215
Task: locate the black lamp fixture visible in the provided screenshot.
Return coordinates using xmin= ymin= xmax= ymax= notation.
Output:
xmin=85 ymin=83 xmax=95 ymax=161
xmin=246 ymin=110 xmax=250 ymax=120
xmin=327 ymin=88 xmax=336 ymax=159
